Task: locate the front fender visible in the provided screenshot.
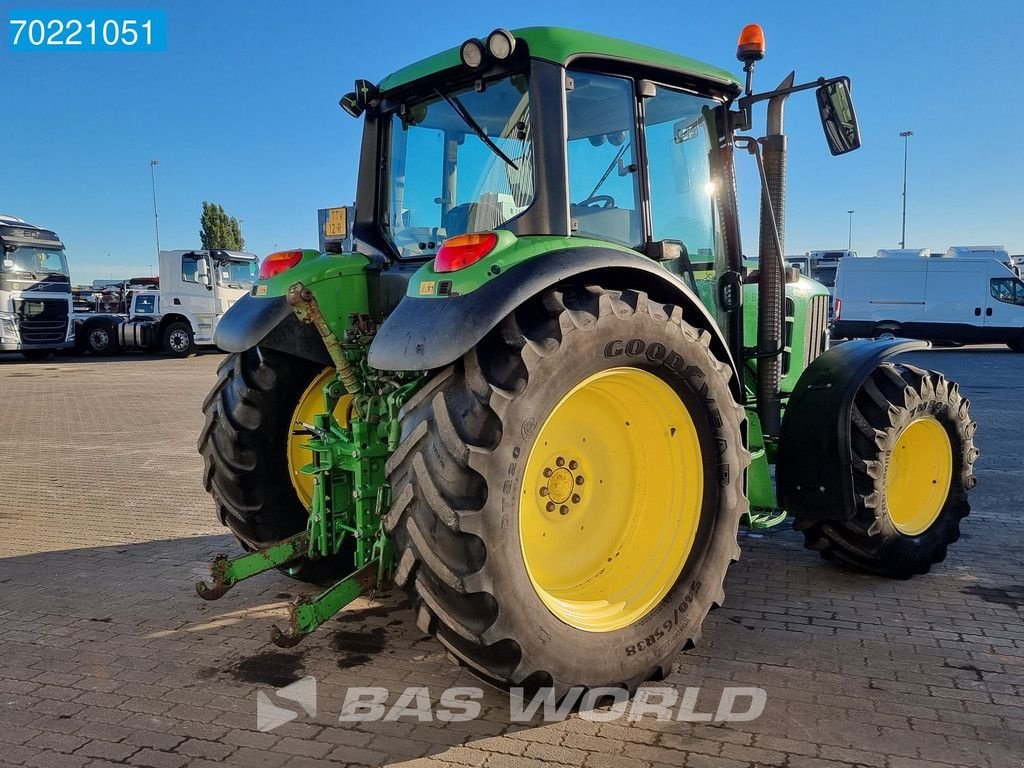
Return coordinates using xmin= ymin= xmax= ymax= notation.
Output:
xmin=368 ymin=247 xmax=742 ymax=400
xmin=776 ymin=337 xmax=930 ymax=520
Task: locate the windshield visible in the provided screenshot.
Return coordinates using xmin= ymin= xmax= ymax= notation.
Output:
xmin=216 ymin=259 xmax=257 ymax=289
xmin=2 ymin=246 xmax=70 ymax=279
xmin=383 ymin=73 xmax=535 ymax=258
xmin=815 ymin=265 xmax=838 ymax=288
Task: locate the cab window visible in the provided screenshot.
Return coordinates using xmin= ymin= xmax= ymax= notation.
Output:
xmin=182 ymin=255 xmax=199 ymax=283
xmin=566 ymin=71 xmax=641 ymax=247
xmin=134 ymin=295 xmax=156 ymax=314
xmin=990 ymin=278 xmax=1024 ymax=306
xmin=642 ymin=85 xmax=719 ymax=265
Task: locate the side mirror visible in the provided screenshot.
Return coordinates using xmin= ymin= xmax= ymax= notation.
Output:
xmin=339 ymin=79 xmax=378 ymax=118
xmin=196 ymin=257 xmax=211 ymax=288
xmin=816 ymin=78 xmax=861 ymax=155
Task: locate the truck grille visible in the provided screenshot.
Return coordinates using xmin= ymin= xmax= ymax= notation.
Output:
xmin=13 ymin=299 xmax=69 ymax=345
xmin=804 ymin=294 xmax=830 ymax=367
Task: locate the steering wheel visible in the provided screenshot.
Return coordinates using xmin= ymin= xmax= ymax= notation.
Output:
xmin=576 ymin=194 xmax=616 ymax=209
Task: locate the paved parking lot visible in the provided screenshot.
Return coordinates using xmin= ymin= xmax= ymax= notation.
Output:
xmin=1 ymin=348 xmax=1022 ymax=768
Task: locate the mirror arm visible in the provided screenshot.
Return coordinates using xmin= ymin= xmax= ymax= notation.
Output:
xmin=738 ymin=75 xmax=847 ymax=110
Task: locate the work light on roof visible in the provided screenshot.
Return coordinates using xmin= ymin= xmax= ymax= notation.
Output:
xmin=460 ymin=38 xmax=486 ymax=68
xmin=486 ymin=28 xmax=516 ymax=60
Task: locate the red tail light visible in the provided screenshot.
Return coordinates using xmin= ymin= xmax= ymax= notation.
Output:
xmin=259 ymin=250 xmax=304 ymax=280
xmin=833 ymin=298 xmax=841 ymax=321
xmin=434 ymin=233 xmax=498 ymax=273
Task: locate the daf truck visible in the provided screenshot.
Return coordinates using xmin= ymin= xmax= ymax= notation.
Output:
xmin=0 ymin=215 xmax=75 ymax=360
xmin=74 ymin=249 xmax=257 ymax=356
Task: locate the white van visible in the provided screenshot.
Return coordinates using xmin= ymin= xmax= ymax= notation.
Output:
xmin=833 ymin=250 xmax=1024 ymax=351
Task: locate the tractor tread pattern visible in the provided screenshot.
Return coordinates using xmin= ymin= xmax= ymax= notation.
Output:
xmin=385 ymin=286 xmax=749 ymax=695
xmin=796 ymin=362 xmax=977 ymax=578
xmin=197 ymin=347 xmax=348 ymax=583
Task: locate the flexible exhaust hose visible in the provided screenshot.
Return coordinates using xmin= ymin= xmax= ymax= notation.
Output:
xmin=756 ymin=74 xmax=794 ymax=439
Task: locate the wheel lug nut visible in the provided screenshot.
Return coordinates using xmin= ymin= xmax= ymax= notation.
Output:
xmin=556 ymin=457 xmax=565 ymax=467
xmin=539 ymin=487 xmax=549 ymax=497
xmin=575 ymin=476 xmax=584 ymax=485
xmin=559 ymin=505 xmax=569 ymax=515
xmin=571 ymin=494 xmax=581 ymax=504
xmin=568 ymin=460 xmax=578 ymax=470
xmin=546 ymin=502 xmax=556 ymax=512
xmin=543 ymin=468 xmax=553 ymax=478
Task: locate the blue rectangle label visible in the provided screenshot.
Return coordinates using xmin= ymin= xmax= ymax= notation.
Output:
xmin=8 ymin=9 xmax=166 ymax=51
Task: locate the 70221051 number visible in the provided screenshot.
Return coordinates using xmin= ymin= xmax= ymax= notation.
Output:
xmin=8 ymin=10 xmax=166 ymax=51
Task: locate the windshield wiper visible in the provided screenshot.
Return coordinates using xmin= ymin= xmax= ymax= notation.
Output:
xmin=586 ymin=141 xmax=631 ymax=200
xmin=435 ymin=89 xmax=518 ymax=170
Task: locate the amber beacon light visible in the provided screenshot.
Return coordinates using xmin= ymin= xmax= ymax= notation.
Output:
xmin=736 ymin=23 xmax=766 ymax=63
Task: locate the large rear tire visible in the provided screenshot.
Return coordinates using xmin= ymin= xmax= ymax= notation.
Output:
xmin=794 ymin=362 xmax=977 ymax=578
xmin=385 ymin=286 xmax=748 ymax=693
xmin=198 ymin=347 xmax=354 ymax=583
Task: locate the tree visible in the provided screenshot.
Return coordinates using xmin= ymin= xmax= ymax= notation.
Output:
xmin=199 ymin=202 xmax=245 ymax=250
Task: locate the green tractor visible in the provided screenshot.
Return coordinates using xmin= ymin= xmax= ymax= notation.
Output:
xmin=197 ymin=25 xmax=977 ymax=693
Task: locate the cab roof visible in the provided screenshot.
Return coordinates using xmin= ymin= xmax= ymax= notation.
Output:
xmin=377 ymin=26 xmax=742 ymax=94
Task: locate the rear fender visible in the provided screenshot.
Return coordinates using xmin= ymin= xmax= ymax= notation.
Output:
xmin=776 ymin=338 xmax=930 ymax=520
xmin=368 ymin=247 xmax=743 ymax=401
xmin=214 ymin=252 xmax=371 ymax=366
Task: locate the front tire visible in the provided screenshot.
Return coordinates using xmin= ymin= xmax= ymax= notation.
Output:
xmin=795 ymin=363 xmax=977 ymax=578
xmin=198 ymin=347 xmax=353 ymax=583
xmin=385 ymin=286 xmax=748 ymax=693
xmin=163 ymin=321 xmax=196 ymax=357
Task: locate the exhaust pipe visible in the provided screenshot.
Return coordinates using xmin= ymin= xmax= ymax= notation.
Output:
xmin=756 ymin=72 xmax=795 ymax=439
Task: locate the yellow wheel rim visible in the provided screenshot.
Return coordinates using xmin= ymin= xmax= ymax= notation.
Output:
xmin=287 ymin=369 xmax=352 ymax=509
xmin=886 ymin=417 xmax=953 ymax=536
xmin=519 ymin=367 xmax=703 ymax=633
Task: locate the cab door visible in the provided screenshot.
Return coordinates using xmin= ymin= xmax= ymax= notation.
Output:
xmin=984 ymin=265 xmax=1024 ymax=343
xmin=175 ymin=252 xmax=216 ymax=340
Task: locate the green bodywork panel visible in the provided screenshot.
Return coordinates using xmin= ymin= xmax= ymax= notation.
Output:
xmin=742 ymin=274 xmax=830 ymax=395
xmin=741 ymin=275 xmax=831 ymax=513
xmin=257 ymin=249 xmax=371 ymax=326
xmin=378 ymin=26 xmax=742 ymax=93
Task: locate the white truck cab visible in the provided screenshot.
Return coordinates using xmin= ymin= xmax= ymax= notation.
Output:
xmin=0 ymin=215 xmax=76 ymax=359
xmin=154 ymin=249 xmax=258 ymax=349
xmin=75 ymin=249 xmax=258 ymax=356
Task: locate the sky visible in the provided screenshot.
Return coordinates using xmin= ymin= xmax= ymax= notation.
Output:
xmin=2 ymin=0 xmax=1022 ymax=283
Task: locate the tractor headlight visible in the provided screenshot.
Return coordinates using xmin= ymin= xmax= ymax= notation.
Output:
xmin=459 ymin=38 xmax=486 ymax=69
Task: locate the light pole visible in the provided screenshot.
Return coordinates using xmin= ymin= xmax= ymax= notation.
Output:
xmin=150 ymin=160 xmax=161 ymax=258
xmin=847 ymin=209 xmax=855 ymax=252
xmin=899 ymin=131 xmax=913 ymax=248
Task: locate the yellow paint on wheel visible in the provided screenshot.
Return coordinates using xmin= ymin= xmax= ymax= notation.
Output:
xmin=886 ymin=417 xmax=953 ymax=536
xmin=287 ymin=369 xmax=352 ymax=509
xmin=519 ymin=367 xmax=704 ymax=633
